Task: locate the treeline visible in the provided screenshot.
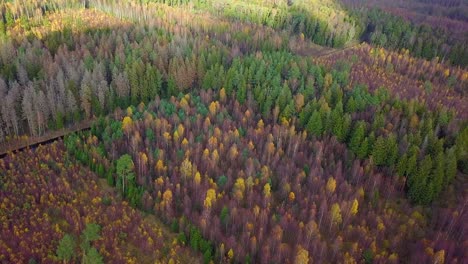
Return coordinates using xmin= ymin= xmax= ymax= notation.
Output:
xmin=141 ymin=0 xmax=359 ymax=47
xmin=358 ymin=8 xmax=468 ymax=66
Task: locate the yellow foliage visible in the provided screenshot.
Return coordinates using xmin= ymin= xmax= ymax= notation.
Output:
xmin=294 ymin=245 xmax=309 ymax=264
xmin=180 ymin=97 xmax=189 ymax=110
xmin=214 ymin=127 xmax=222 ymax=138
xmin=163 ymin=189 xmax=172 ymax=202
xmin=156 ymin=177 xmax=164 ymax=186
xmin=122 ymin=116 xmax=133 ymax=131
xmin=194 ymin=171 xmax=201 ymax=185
xmin=433 ymin=250 xmax=445 ymax=264
xmin=444 ymin=69 xmax=450 ymax=78
xmin=156 ymin=160 xmax=165 ymax=172
xmin=209 ymin=101 xmax=217 ymax=116
xmin=177 ymin=124 xmax=185 ymax=137
xmin=330 ymin=203 xmax=342 ymax=226
xmin=326 ymin=177 xmax=336 ymax=193
xmin=358 ymin=187 xmax=365 ymax=198
xmin=180 ymin=158 xmax=193 ymax=179
xmin=263 ymin=183 xmax=271 ymax=198
xmin=219 ymin=88 xmax=227 ymax=102
xmin=204 ymin=188 xmax=216 ymax=208
xmin=203 ymin=148 xmax=210 ymax=158
xmin=140 ymin=152 xmax=148 ymax=163
xmin=163 ymin=132 xmax=171 ymax=141
xmin=228 ymin=249 xmax=234 ymax=260
xmin=294 ymin=93 xmax=305 ymax=111
xmin=288 ymin=192 xmax=295 ymax=202
xmin=388 ymin=253 xmax=398 ymax=262
xmin=248 ymin=141 xmax=255 ymax=150
xmin=350 ymin=199 xmax=359 ymax=216
xmin=230 ymin=144 xmax=239 ymax=159
xmin=211 ymin=149 xmax=219 ymax=162
xmin=377 ymin=222 xmax=385 ymax=231
xmin=257 ymin=119 xmax=264 ymax=129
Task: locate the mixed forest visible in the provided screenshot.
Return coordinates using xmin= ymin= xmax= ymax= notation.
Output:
xmin=0 ymin=0 xmax=467 ymax=263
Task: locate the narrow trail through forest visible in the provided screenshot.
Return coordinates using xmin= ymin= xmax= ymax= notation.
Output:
xmin=0 ymin=120 xmax=92 ymax=158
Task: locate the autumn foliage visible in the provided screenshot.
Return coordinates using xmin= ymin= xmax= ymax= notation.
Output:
xmin=68 ymin=94 xmax=467 ymax=263
xmin=0 ymin=142 xmax=200 ymax=263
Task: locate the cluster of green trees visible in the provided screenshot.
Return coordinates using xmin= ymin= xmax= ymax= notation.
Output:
xmin=65 ymin=131 xmax=144 ymax=207
xmin=201 ymin=50 xmax=460 ymax=204
xmin=56 ymin=223 xmax=104 ymax=264
xmin=358 ymin=8 xmax=467 ymax=66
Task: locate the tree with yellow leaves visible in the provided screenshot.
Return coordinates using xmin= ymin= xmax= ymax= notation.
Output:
xmin=211 ymin=149 xmax=219 ymax=164
xmin=330 ymin=203 xmax=342 ymax=231
xmin=326 ymin=177 xmax=336 ymax=194
xmin=227 ymin=248 xmax=234 ymax=262
xmin=194 ymin=171 xmax=201 ymax=186
xmin=263 ymin=183 xmax=271 ymax=198
xmin=229 ymin=144 xmax=239 ymax=160
xmin=234 ymin=178 xmax=245 ymax=202
xmin=350 ymin=199 xmax=358 ymax=216
xmin=294 ymin=93 xmax=305 ymax=112
xmin=294 ymin=245 xmax=309 ymax=264
xmin=122 ymin=116 xmax=133 ymax=135
xmin=175 ymin=124 xmax=184 ymax=137
xmin=163 ymin=189 xmax=173 ymax=203
xmin=156 ymin=159 xmax=165 ymax=173
xmin=433 ymin=249 xmax=445 ymax=264
xmin=180 ymin=158 xmax=193 ymax=180
xmin=209 ymin=101 xmax=217 ymax=116
xmin=219 ymin=88 xmax=227 ymax=103
xmin=289 ymin=191 xmax=296 ymax=202
xmin=204 ymin=188 xmax=216 ymax=208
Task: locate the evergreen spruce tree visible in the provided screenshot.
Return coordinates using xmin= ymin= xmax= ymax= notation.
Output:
xmin=306 ymin=111 xmax=323 ymax=137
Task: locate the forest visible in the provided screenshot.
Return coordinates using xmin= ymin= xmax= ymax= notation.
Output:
xmin=0 ymin=0 xmax=466 ymax=263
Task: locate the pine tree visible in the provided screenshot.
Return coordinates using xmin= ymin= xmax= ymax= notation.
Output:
xmin=431 ymin=152 xmax=445 ymax=198
xmin=396 ymin=153 xmax=408 ymax=176
xmin=357 ymin=137 xmax=369 ymax=159
xmin=349 ymin=121 xmax=366 ymax=154
xmin=386 ymin=134 xmax=398 ymax=166
xmin=409 ymin=155 xmax=433 ymax=204
xmin=372 ymin=136 xmax=387 ymax=166
xmin=444 ymin=148 xmax=457 ymax=187
xmin=306 ymin=110 xmax=323 ymax=137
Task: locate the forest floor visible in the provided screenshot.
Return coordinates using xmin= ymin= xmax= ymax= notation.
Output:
xmin=291 ymin=40 xmax=360 ymax=58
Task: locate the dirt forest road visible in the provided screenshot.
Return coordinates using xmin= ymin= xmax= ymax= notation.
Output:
xmin=0 ymin=119 xmax=92 ymax=158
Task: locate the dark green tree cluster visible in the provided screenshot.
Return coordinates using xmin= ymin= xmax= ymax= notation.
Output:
xmin=360 ymin=8 xmax=467 ymax=66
